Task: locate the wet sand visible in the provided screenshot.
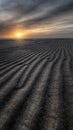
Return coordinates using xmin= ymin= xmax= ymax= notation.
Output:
xmin=0 ymin=39 xmax=73 ymax=130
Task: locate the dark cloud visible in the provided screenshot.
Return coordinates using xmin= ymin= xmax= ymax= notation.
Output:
xmin=24 ymin=1 xmax=73 ymax=26
xmin=1 ymin=0 xmax=49 ymax=15
xmin=0 ymin=0 xmax=73 ymax=37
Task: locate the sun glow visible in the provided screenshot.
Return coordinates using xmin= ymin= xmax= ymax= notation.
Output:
xmin=16 ymin=32 xmax=24 ymax=39
xmin=1 ymin=26 xmax=55 ymax=39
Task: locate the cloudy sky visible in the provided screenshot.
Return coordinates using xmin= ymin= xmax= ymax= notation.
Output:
xmin=0 ymin=0 xmax=73 ymax=38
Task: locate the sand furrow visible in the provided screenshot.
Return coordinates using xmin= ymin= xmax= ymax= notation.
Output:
xmin=0 ymin=39 xmax=73 ymax=130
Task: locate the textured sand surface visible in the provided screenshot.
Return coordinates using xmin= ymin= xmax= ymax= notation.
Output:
xmin=0 ymin=39 xmax=73 ymax=130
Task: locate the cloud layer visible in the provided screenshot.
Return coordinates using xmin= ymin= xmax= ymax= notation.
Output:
xmin=0 ymin=0 xmax=73 ymax=38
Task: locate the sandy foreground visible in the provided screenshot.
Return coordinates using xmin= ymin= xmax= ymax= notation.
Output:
xmin=0 ymin=39 xmax=73 ymax=130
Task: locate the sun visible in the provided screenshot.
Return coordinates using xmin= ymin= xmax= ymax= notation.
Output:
xmin=16 ymin=32 xmax=23 ymax=39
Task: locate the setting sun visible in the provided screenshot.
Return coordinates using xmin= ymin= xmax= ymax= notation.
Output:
xmin=16 ymin=32 xmax=23 ymax=39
